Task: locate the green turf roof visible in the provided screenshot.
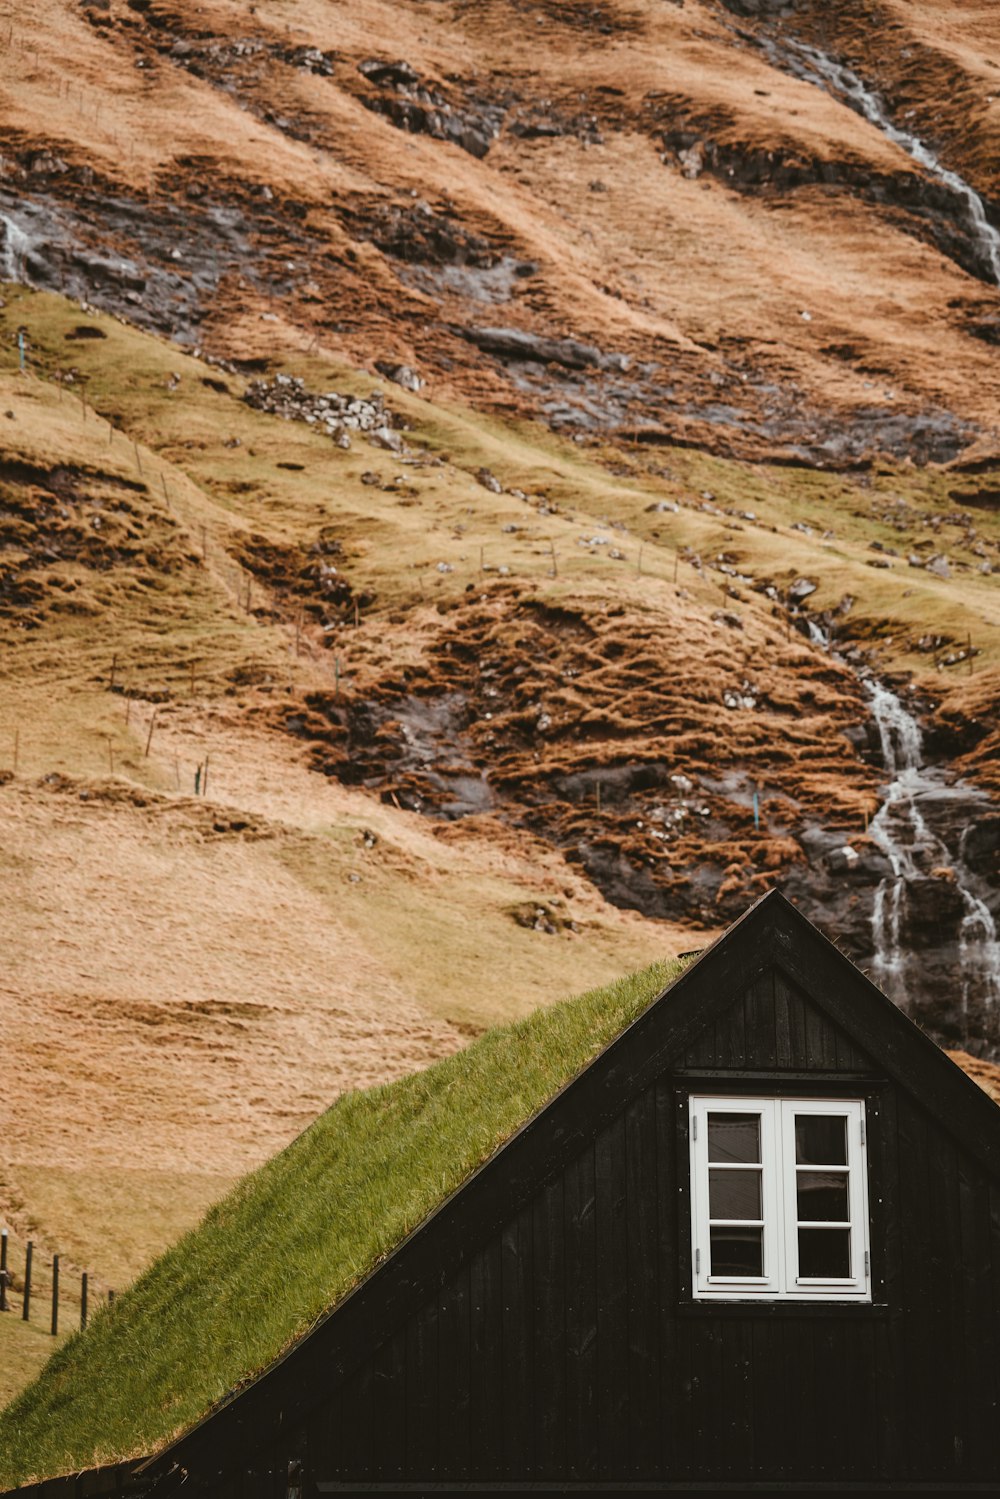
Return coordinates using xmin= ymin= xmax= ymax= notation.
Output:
xmin=0 ymin=956 xmax=683 ymax=1489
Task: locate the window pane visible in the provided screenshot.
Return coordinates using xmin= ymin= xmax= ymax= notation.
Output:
xmin=797 ymin=1171 xmax=849 ymax=1223
xmin=708 ymin=1112 xmax=760 ymax=1164
xmin=710 ymin=1226 xmax=763 ymax=1277
xmin=709 ymin=1168 xmax=761 ymax=1221
xmin=797 ymin=1227 xmax=850 ymax=1279
xmin=795 ymin=1115 xmax=847 ymax=1165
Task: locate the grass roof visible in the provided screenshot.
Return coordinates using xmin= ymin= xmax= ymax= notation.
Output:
xmin=0 ymin=956 xmax=683 ymax=1489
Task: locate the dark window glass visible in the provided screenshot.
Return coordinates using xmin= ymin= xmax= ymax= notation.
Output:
xmin=708 ymin=1112 xmax=760 ymax=1164
xmin=710 ymin=1226 xmax=763 ymax=1277
xmin=798 ymin=1227 xmax=850 ymax=1279
xmin=795 ymin=1115 xmax=847 ymax=1166
xmin=709 ymin=1168 xmax=762 ymax=1221
xmin=797 ymin=1171 xmax=849 ymax=1222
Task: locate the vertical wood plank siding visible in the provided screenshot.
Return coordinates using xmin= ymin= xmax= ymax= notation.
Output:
xmin=258 ymin=973 xmax=1000 ymax=1487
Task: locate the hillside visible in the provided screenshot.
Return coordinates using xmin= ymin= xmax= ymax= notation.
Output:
xmin=1 ymin=0 xmax=999 ymax=1408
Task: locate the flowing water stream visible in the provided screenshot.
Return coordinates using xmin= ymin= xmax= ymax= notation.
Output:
xmin=864 ymin=680 xmax=1000 ymax=1020
xmin=760 ymin=35 xmax=1000 ymax=286
xmin=763 ymin=29 xmax=1000 ymax=1034
xmin=0 ymin=213 xmax=34 ymax=282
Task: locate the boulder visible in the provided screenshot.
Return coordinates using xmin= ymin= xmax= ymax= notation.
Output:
xmin=461 ymin=325 xmax=629 ymax=372
xmin=368 ymin=426 xmax=405 ymax=453
xmin=787 ymin=576 xmax=818 ymax=604
xmin=374 ymin=361 xmax=423 ymax=393
xmin=961 ymin=816 xmax=1000 ymax=877
xmin=358 ymin=58 xmax=420 ymax=88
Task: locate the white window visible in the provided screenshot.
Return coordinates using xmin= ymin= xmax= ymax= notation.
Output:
xmin=689 ymin=1096 xmax=870 ymax=1301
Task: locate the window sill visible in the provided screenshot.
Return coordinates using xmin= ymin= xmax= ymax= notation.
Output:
xmin=676 ymin=1298 xmax=890 ymax=1318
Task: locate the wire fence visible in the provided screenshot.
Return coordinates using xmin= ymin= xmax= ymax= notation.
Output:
xmin=0 ymin=1227 xmax=114 ymax=1337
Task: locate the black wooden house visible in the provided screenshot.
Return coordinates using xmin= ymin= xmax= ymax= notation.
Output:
xmin=14 ymin=892 xmax=1000 ymax=1493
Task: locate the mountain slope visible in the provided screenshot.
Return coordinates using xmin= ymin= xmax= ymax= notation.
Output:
xmin=1 ymin=0 xmax=999 ymax=1410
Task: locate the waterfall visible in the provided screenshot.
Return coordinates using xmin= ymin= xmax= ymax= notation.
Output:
xmin=761 ymin=37 xmax=1000 ymax=287
xmin=0 ymin=213 xmax=33 ymax=283
xmin=865 ymin=680 xmax=1000 ymax=1017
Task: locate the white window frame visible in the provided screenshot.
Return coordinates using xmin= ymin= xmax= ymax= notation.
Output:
xmin=689 ymin=1096 xmax=870 ymax=1302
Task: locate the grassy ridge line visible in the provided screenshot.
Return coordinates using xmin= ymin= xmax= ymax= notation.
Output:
xmin=0 ymin=957 xmax=683 ymax=1488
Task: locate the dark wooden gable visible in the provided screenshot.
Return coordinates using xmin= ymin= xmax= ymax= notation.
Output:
xmin=136 ymin=891 xmax=1000 ymax=1494
xmin=679 ymin=965 xmax=873 ymax=1074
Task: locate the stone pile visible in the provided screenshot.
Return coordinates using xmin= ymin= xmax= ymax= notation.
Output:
xmin=243 ymin=375 xmax=404 ymax=451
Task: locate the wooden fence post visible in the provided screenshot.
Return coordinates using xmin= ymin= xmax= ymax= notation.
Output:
xmin=0 ymin=1229 xmax=7 ymax=1311
xmin=51 ymin=1254 xmax=59 ymax=1335
xmin=22 ymin=1241 xmax=32 ymax=1320
xmin=81 ymin=1271 xmax=88 ymax=1330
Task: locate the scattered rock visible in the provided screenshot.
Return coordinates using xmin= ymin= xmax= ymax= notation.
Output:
xmin=374 ymin=361 xmax=423 ymax=393
xmin=787 ymin=577 xmax=818 ymax=604
xmin=368 ymin=425 xmax=406 ymax=453
xmin=476 ymin=468 xmax=503 ymax=494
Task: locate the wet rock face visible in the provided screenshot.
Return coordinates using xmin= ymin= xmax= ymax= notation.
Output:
xmin=356 ymin=58 xmax=504 ymax=159
xmin=343 ymin=197 xmax=499 ymax=270
xmin=963 ymin=817 xmax=1000 ymax=876
xmin=720 ymin=0 xmax=794 ymax=13
xmin=0 ymin=177 xmax=305 ymax=345
xmin=783 ymin=757 xmax=1000 ymax=1058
